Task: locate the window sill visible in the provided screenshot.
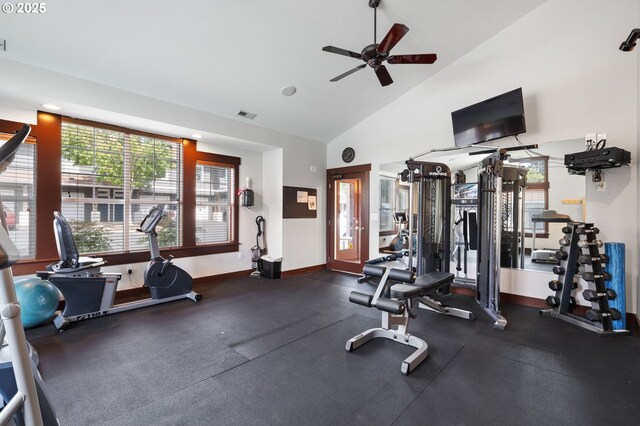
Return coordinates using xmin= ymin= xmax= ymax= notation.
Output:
xmin=524 ymin=233 xmax=550 ymax=239
xmin=13 ymin=243 xmax=239 ymax=276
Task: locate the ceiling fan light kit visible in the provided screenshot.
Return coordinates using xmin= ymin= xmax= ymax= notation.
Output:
xmin=322 ymin=0 xmax=437 ymax=87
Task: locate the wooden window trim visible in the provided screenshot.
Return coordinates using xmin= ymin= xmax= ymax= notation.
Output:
xmin=0 ymin=119 xmax=38 ymax=138
xmin=10 ymin=112 xmax=241 ymax=276
xmin=193 ymin=151 xmax=240 ymax=248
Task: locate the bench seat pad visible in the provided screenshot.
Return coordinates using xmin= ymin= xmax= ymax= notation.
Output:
xmin=412 ymin=272 xmax=454 ymax=291
xmin=390 ymin=283 xmax=424 ymax=299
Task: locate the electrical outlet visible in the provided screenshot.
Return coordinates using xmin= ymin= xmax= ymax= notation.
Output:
xmin=126 ymin=264 xmax=133 ymax=274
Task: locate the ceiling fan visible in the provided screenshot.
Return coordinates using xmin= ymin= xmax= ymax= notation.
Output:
xmin=322 ymin=0 xmax=437 ymax=87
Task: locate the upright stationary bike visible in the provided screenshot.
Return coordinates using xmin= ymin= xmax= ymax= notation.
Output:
xmin=137 ymin=205 xmax=202 ymax=300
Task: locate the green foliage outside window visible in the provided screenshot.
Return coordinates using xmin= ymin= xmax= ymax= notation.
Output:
xmin=61 ymin=126 xmax=174 ymax=190
xmin=525 ymin=159 xmax=545 ymax=183
xmin=70 ymin=219 xmax=112 ymax=253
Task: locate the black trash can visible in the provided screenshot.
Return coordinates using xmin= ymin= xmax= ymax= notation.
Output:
xmin=261 ymin=256 xmax=282 ymax=279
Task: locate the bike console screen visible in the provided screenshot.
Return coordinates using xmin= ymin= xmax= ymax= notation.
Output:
xmin=138 ymin=206 xmax=164 ymax=234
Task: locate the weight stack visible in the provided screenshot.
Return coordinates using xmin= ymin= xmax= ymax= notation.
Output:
xmin=604 ymin=242 xmax=626 ymax=330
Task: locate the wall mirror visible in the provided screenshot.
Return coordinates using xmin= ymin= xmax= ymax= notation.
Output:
xmin=377 ymin=138 xmax=586 ymax=274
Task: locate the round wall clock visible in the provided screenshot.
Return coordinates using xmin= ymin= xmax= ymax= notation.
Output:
xmin=341 ymin=147 xmax=355 ymax=163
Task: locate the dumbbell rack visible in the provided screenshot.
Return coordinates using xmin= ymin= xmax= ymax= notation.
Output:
xmin=540 ymin=222 xmax=630 ymax=336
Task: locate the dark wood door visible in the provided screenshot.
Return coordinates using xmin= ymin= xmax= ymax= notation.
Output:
xmin=327 ymin=164 xmax=370 ymax=274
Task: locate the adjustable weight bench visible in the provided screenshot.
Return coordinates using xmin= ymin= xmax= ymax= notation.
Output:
xmin=358 ymin=265 xmax=475 ymax=321
xmin=347 ymin=264 xmax=474 ymax=374
xmin=347 ymin=265 xmax=425 ymax=375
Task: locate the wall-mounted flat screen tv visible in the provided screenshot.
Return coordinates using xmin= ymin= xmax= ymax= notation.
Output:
xmin=451 ymin=88 xmax=526 ymax=148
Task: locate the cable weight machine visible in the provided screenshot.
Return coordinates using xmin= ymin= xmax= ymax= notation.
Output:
xmin=401 ymin=161 xmax=451 ymax=277
xmin=475 ymin=149 xmax=527 ymax=329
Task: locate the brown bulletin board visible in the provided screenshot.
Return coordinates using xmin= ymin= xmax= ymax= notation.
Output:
xmin=283 ymin=186 xmax=317 ymax=219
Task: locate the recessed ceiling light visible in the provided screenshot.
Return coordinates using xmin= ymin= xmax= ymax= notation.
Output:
xmin=192 ymin=134 xmax=202 ymax=139
xmin=281 ymin=86 xmax=297 ymax=96
xmin=42 ymin=103 xmax=62 ymax=110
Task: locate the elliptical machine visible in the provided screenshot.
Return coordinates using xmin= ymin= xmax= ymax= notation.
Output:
xmin=40 ymin=205 xmax=201 ymax=330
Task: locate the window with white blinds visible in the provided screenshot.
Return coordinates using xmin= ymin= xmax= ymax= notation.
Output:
xmin=195 ymin=162 xmax=235 ymax=245
xmin=0 ymin=133 xmax=36 ymax=258
xmin=61 ymin=121 xmax=182 ymax=254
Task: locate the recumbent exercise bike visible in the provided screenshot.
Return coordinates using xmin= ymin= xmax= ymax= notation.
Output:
xmin=39 ymin=205 xmax=201 ymax=330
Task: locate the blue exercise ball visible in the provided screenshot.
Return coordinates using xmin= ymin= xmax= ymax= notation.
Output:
xmin=14 ymin=278 xmax=60 ymax=329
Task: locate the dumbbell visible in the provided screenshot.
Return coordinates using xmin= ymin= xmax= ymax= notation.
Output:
xmin=559 ymin=237 xmax=571 ymax=247
xmin=561 ymin=226 xmax=573 ymax=235
xmin=582 ymin=289 xmax=617 ymax=301
xmin=546 ymin=296 xmax=560 ymax=307
xmin=548 ymin=280 xmax=578 ymax=291
xmin=577 ymin=239 xmax=604 ymax=248
xmin=577 ymin=254 xmax=609 ymax=265
xmin=548 ymin=280 xmax=562 ymax=291
xmin=586 ymin=308 xmax=622 ymax=322
xmin=581 ymin=271 xmax=612 ymax=282
xmin=545 ymin=295 xmax=576 ymax=308
xmin=553 ymin=266 xmax=579 ymax=276
xmin=575 ymin=227 xmax=600 ymax=235
xmin=554 ymin=250 xmax=568 ymax=261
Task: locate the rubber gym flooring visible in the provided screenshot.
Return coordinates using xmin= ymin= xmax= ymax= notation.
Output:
xmin=26 ymin=270 xmax=640 ymax=425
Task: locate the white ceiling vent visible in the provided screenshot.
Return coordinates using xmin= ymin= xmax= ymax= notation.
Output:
xmin=236 ymin=110 xmax=257 ymax=120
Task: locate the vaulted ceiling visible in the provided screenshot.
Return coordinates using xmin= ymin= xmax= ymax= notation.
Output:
xmin=1 ymin=0 xmax=547 ymax=144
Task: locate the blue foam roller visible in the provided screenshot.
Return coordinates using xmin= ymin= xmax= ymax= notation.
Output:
xmin=604 ymin=242 xmax=626 ymax=330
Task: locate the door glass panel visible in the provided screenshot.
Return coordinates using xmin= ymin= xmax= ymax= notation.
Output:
xmin=335 ymin=178 xmax=361 ymax=263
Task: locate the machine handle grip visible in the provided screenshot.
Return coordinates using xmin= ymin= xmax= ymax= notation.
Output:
xmin=159 ymin=255 xmax=174 ymax=277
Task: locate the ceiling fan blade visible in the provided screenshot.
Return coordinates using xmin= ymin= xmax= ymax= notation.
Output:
xmin=387 ymin=54 xmax=438 ymax=64
xmin=322 ymin=46 xmax=362 ymax=59
xmin=374 ymin=65 xmax=393 ymax=87
xmin=330 ymin=64 xmax=367 ymax=82
xmin=377 ymin=23 xmax=409 ymax=55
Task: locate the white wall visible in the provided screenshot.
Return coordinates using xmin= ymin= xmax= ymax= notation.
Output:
xmin=327 ymin=0 xmax=639 ymax=314
xmin=281 ymin=142 xmax=327 ymax=271
xmin=262 ymin=148 xmax=284 ymax=259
